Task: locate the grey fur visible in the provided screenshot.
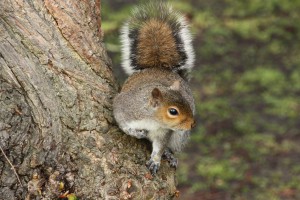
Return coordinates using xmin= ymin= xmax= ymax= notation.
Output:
xmin=120 ymin=1 xmax=195 ymax=80
xmin=113 ymin=69 xmax=195 ymax=175
xmin=115 ymin=1 xmax=195 ymax=175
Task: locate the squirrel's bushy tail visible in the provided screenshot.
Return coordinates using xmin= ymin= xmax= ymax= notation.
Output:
xmin=120 ymin=1 xmax=194 ymax=79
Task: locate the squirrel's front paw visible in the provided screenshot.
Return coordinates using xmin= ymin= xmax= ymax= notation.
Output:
xmin=127 ymin=128 xmax=148 ymax=139
xmin=146 ymin=159 xmax=160 ymax=175
xmin=162 ymin=149 xmax=178 ymax=169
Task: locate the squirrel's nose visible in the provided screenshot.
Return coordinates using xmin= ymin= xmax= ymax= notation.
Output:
xmin=191 ymin=120 xmax=196 ymax=129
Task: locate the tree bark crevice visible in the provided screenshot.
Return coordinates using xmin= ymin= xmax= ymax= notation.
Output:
xmin=0 ymin=0 xmax=177 ymax=199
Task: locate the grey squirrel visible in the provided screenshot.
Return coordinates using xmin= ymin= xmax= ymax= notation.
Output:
xmin=113 ymin=1 xmax=195 ymax=175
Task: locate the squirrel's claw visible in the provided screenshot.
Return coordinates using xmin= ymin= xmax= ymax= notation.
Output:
xmin=168 ymin=157 xmax=178 ymax=169
xmin=146 ymin=159 xmax=160 ymax=175
xmin=162 ymin=149 xmax=178 ymax=169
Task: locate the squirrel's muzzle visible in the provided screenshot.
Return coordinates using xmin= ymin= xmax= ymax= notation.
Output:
xmin=191 ymin=120 xmax=196 ymax=129
xmin=181 ymin=118 xmax=196 ymax=130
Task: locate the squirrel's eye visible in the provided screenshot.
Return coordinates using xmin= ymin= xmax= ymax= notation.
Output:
xmin=168 ymin=108 xmax=178 ymax=116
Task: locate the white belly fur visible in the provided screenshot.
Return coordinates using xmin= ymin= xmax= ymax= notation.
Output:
xmin=126 ymin=119 xmax=167 ymax=142
xmin=126 ymin=119 xmax=161 ymax=131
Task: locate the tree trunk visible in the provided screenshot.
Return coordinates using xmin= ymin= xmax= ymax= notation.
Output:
xmin=0 ymin=0 xmax=177 ymax=199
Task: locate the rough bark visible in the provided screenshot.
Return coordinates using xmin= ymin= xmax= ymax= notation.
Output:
xmin=0 ymin=0 xmax=177 ymax=199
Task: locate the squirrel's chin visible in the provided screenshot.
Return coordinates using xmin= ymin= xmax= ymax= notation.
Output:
xmin=170 ymin=128 xmax=190 ymax=132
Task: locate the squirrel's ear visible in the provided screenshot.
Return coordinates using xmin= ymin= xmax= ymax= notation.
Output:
xmin=170 ymin=80 xmax=180 ymax=91
xmin=150 ymin=88 xmax=163 ymax=107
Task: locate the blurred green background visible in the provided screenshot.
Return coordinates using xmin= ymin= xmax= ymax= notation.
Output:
xmin=102 ymin=0 xmax=300 ymax=199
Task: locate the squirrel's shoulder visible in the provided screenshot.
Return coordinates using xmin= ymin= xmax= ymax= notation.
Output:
xmin=120 ymin=68 xmax=182 ymax=92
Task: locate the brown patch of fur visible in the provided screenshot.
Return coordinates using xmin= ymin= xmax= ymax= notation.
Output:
xmin=157 ymin=104 xmax=194 ymax=131
xmin=137 ymin=19 xmax=180 ymax=69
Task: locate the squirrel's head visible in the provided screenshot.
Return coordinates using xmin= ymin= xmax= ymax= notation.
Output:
xmin=149 ymin=81 xmax=195 ymax=131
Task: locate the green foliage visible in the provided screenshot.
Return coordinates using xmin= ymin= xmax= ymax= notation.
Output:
xmin=182 ymin=0 xmax=300 ymax=199
xmin=103 ymin=0 xmax=300 ymax=199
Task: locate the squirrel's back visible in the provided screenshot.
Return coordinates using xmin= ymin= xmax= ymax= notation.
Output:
xmin=120 ymin=1 xmax=194 ymax=79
